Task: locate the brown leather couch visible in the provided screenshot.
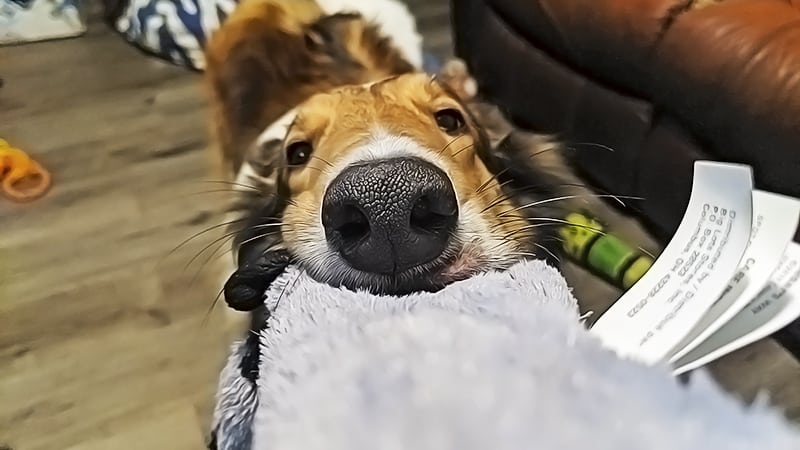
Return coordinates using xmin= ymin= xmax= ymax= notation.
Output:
xmin=451 ymin=0 xmax=800 ymax=358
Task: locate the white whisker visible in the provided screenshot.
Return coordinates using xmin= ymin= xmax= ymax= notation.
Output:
xmin=499 ymin=194 xmax=643 ymax=217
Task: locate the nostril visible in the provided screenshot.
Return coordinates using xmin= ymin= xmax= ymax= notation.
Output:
xmin=410 ymin=193 xmax=458 ymax=233
xmin=322 ymin=157 xmax=460 ymax=275
xmin=333 ymin=205 xmax=370 ymax=244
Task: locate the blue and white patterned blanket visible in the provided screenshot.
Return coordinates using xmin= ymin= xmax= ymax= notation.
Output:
xmin=113 ymin=0 xmax=238 ymax=70
xmin=110 ymin=0 xmax=430 ymax=71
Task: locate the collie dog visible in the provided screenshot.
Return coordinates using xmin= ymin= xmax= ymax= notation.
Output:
xmin=204 ymin=0 xmax=604 ymax=310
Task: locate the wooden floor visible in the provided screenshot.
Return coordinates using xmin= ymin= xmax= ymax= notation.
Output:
xmin=1 ymin=2 xmax=799 ymax=449
xmin=0 ymin=14 xmax=232 ymax=450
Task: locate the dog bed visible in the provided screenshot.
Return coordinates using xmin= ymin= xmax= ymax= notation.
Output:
xmin=106 ymin=0 xmax=425 ymax=71
xmin=209 ymin=260 xmax=800 ymax=450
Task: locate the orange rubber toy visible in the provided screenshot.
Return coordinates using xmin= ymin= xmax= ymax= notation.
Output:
xmin=0 ymin=139 xmax=51 ymax=202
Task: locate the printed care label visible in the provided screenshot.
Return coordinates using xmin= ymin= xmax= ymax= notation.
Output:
xmin=672 ymin=242 xmax=800 ymax=374
xmin=590 ymin=162 xmax=754 ymax=364
xmin=590 ymin=161 xmax=800 ymax=372
xmin=668 ymin=191 xmax=800 ymax=363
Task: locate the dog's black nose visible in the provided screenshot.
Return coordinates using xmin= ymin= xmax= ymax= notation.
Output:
xmin=322 ymin=157 xmax=458 ymax=274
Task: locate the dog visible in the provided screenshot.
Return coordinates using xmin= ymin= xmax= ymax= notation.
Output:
xmin=204 ymin=0 xmax=608 ymax=317
xmin=201 ymin=7 xmax=629 ymax=445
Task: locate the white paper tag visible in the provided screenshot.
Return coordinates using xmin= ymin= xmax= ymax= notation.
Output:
xmin=590 ymin=161 xmax=753 ymax=364
xmin=672 ymin=242 xmax=800 ymax=375
xmin=668 ymin=191 xmax=800 ymax=362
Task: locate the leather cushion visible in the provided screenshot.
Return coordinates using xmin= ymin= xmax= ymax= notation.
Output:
xmin=476 ymin=0 xmax=800 ymax=200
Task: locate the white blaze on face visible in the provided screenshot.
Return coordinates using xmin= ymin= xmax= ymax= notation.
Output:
xmin=320 ymin=127 xmax=451 ymax=192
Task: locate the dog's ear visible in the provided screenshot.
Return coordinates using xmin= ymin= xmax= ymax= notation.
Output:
xmin=204 ymin=0 xmax=323 ymax=173
xmin=435 ymin=58 xmax=479 ymax=101
xmin=304 ymin=26 xmax=328 ymax=49
xmin=205 ymin=32 xmax=291 ymax=172
xmin=465 ymin=100 xmax=592 ymax=205
xmin=205 ymin=4 xmax=414 ymax=174
xmin=304 ymin=12 xmax=414 ymax=76
xmin=304 ymin=13 xmax=352 ymax=50
xmin=302 ymin=13 xmax=363 ymax=68
xmin=439 ymin=57 xmax=606 ymax=217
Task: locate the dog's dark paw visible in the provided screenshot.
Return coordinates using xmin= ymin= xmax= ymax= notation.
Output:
xmin=224 ymin=249 xmax=292 ymax=312
xmin=239 ymin=308 xmax=269 ymax=382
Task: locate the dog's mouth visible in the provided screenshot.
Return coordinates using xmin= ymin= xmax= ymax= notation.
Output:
xmin=428 ymin=240 xmax=487 ymax=285
xmin=224 ymin=236 xmax=493 ymax=313
xmin=294 ymin=234 xmax=507 ymax=296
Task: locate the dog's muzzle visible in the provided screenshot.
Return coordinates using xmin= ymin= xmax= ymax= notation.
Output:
xmin=322 ymin=157 xmax=458 ymax=274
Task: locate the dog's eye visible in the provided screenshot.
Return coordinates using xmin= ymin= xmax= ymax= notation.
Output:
xmin=286 ymin=141 xmax=313 ymax=166
xmin=434 ymin=108 xmax=466 ymax=133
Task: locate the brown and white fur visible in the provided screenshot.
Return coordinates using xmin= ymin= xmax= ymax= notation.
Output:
xmin=204 ymin=1 xmax=604 ymax=305
xmin=205 ymin=0 xmax=419 ymax=173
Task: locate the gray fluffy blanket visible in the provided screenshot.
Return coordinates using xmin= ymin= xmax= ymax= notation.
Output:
xmin=210 ymin=260 xmax=800 ymax=450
